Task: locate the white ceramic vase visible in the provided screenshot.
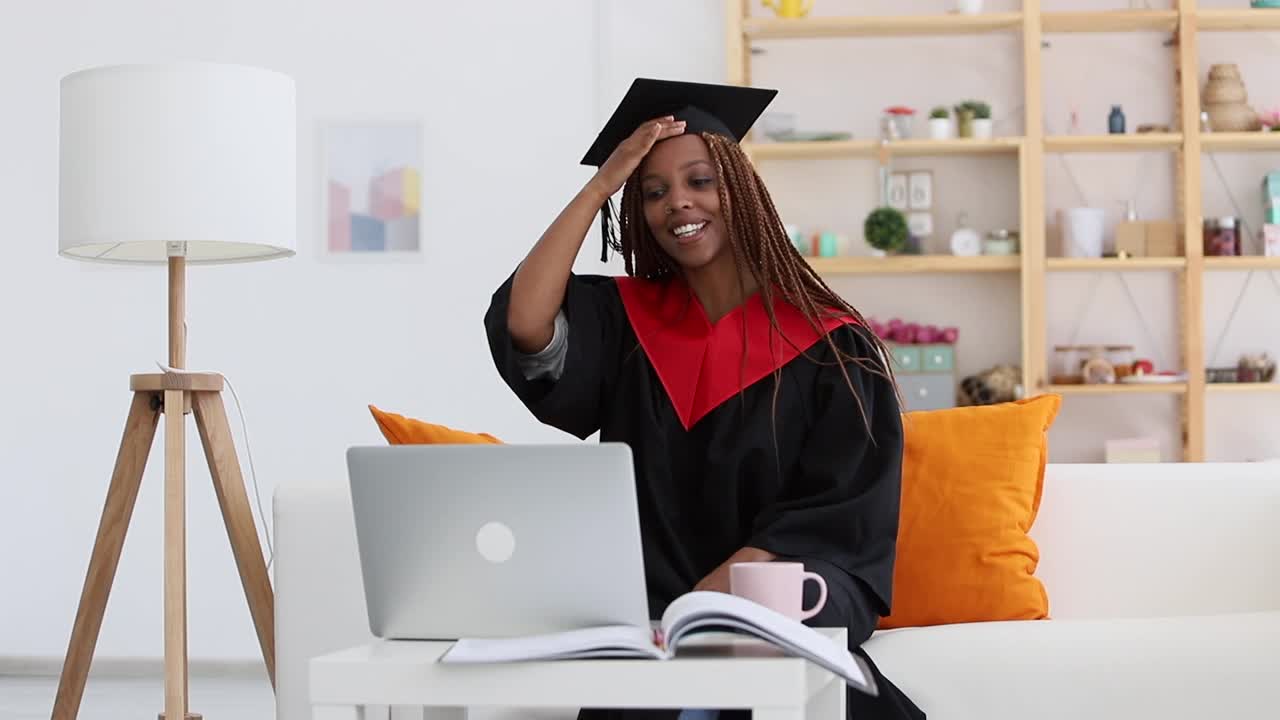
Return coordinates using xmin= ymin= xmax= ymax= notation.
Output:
xmin=955 ymin=0 xmax=984 ymax=14
xmin=929 ymin=118 xmax=953 ymax=140
xmin=972 ymin=118 xmax=993 ymax=139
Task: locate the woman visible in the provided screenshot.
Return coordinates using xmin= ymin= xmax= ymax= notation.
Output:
xmin=483 ymin=79 xmax=924 ymax=720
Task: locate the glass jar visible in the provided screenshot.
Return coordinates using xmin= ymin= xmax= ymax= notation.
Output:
xmin=1106 ymin=345 xmax=1136 ymax=380
xmin=984 ymin=229 xmax=1020 ymax=256
xmin=1081 ymin=345 xmax=1117 ymax=384
xmin=880 ymin=109 xmax=915 ymax=140
xmin=1205 ymin=216 xmax=1241 ymax=256
xmin=1052 ymin=345 xmax=1085 ymax=384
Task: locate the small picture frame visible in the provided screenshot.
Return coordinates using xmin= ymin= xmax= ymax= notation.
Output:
xmin=908 ymin=211 xmax=934 ymax=238
xmin=908 ymin=171 xmax=934 ymax=210
xmin=887 ymin=173 xmax=909 ymax=210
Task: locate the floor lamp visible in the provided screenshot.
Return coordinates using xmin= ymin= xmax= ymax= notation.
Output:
xmin=52 ymin=62 xmax=296 ymax=720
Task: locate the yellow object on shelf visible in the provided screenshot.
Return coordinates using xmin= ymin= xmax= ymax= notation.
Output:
xmin=762 ymin=0 xmax=812 ymax=19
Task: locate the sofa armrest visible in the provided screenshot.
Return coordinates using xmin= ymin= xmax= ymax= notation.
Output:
xmin=1031 ymin=462 xmax=1280 ymax=619
xmin=274 ymin=481 xmax=372 ymax=720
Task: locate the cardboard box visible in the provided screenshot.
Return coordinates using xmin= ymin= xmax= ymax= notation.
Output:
xmin=1117 ymin=220 xmax=1179 ymax=257
xmin=1144 ymin=220 xmax=1179 ymax=257
xmin=1115 ymin=221 xmax=1146 ymax=256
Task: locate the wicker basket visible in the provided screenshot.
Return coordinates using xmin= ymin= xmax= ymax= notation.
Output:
xmin=1204 ymin=64 xmax=1261 ymax=132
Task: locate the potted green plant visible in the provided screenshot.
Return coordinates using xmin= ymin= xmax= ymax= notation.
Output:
xmin=971 ymin=101 xmax=993 ymax=139
xmin=928 ymin=106 xmax=952 ymax=140
xmin=864 ymin=207 xmax=909 ymax=255
xmin=954 ymin=101 xmax=976 ymax=138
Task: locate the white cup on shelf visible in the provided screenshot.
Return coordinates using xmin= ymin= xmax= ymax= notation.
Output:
xmin=1064 ymin=207 xmax=1105 ymax=258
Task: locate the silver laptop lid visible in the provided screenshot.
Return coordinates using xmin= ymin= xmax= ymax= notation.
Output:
xmin=346 ymin=442 xmax=650 ymax=640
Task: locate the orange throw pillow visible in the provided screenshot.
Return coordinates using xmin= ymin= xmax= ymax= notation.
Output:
xmin=368 ymin=405 xmax=502 ymax=445
xmin=878 ymin=394 xmax=1061 ymax=629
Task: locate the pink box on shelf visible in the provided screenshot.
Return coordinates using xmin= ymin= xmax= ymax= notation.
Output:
xmin=1263 ymin=224 xmax=1280 ymax=257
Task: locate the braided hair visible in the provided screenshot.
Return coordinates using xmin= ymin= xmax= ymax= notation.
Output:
xmin=609 ymin=131 xmax=899 ymax=433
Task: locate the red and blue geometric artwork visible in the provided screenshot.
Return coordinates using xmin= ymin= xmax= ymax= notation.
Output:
xmin=325 ymin=123 xmax=421 ymax=254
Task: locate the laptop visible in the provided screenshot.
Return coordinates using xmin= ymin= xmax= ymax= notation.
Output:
xmin=345 ymin=442 xmax=651 ymax=640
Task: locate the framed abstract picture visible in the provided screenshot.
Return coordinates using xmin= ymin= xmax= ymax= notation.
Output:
xmin=321 ymin=120 xmax=423 ymax=259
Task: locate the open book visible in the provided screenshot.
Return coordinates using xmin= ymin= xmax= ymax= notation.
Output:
xmin=440 ymin=591 xmax=878 ymax=697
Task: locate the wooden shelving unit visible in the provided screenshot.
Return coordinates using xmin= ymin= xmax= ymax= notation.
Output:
xmin=1204 ymin=256 xmax=1280 ymax=271
xmin=742 ymin=13 xmax=1023 ymax=39
xmin=1045 ymin=133 xmax=1183 ymax=153
xmin=1042 ymin=10 xmax=1179 ymax=33
xmin=1198 ymin=8 xmax=1280 ymax=31
xmin=744 ymin=137 xmax=1022 ymax=160
xmin=724 ymin=0 xmax=1280 ymax=461
xmin=1047 ymin=257 xmax=1187 ymax=272
xmin=1047 ymin=383 xmax=1189 ymax=395
xmin=1201 ymin=132 xmax=1280 ymax=152
xmin=808 ymin=255 xmax=1020 ymax=275
xmin=1206 ymin=382 xmax=1280 ymax=393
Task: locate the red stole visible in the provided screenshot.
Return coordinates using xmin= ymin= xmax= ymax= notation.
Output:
xmin=615 ymin=276 xmax=855 ymax=431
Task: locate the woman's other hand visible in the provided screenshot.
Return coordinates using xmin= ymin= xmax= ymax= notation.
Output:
xmin=692 ymin=546 xmax=778 ymax=594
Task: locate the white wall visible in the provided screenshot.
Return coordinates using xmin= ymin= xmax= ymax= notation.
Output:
xmin=3 ymin=0 xmax=1279 ymax=666
xmin=0 ymin=0 xmax=603 ymax=663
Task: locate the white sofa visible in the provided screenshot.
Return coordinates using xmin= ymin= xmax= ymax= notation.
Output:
xmin=274 ymin=462 xmax=1280 ymax=719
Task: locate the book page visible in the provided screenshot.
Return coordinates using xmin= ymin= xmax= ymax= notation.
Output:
xmin=660 ymin=592 xmax=876 ymax=695
xmin=441 ymin=625 xmax=662 ymax=663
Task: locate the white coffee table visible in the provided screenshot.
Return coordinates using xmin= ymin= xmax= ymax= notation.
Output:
xmin=310 ymin=628 xmax=849 ymax=720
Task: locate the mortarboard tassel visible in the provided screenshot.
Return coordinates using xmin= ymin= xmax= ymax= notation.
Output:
xmin=599 ymin=196 xmax=620 ymax=263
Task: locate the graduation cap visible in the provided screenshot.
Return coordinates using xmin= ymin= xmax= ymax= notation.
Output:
xmin=584 ymin=78 xmax=778 ymax=262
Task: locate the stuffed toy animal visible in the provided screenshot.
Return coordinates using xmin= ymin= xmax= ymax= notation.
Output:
xmin=957 ymin=364 xmax=1024 ymax=406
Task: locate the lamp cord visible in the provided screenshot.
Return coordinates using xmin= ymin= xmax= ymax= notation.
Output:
xmin=154 ymin=358 xmax=275 ymax=572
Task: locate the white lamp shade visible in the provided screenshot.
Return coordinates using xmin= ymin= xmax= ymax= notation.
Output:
xmin=59 ymin=62 xmax=296 ymax=264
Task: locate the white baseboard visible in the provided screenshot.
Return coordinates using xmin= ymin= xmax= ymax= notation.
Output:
xmin=0 ymin=655 xmax=266 ymax=679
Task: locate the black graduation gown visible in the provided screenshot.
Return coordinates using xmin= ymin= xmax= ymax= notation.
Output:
xmin=484 ymin=272 xmax=925 ymax=720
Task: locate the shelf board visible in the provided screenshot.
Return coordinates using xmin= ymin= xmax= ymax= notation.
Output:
xmin=1206 ymin=382 xmax=1280 ymax=393
xmin=745 ymin=137 xmax=1022 ymax=160
xmin=1041 ymin=10 xmax=1179 ymax=33
xmin=1047 ymin=257 xmax=1187 ymax=271
xmin=1044 ymin=133 xmax=1182 ymax=153
xmin=743 ymin=12 xmax=1024 ymax=39
xmin=807 ymin=255 xmax=1020 ymax=275
xmin=1201 ymin=132 xmax=1280 ymax=152
xmin=1046 ymin=383 xmax=1188 ymax=395
xmin=1198 ymin=9 xmax=1280 ymax=31
xmin=1204 ymin=256 xmax=1280 ymax=270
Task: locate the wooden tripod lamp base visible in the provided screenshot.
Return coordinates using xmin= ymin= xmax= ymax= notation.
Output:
xmin=52 ymin=371 xmax=276 ymax=720
xmin=51 ymin=260 xmax=275 ymax=720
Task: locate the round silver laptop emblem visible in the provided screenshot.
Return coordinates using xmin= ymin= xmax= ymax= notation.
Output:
xmin=476 ymin=521 xmax=516 ymax=563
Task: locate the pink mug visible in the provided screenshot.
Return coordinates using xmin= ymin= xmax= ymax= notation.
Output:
xmin=729 ymin=562 xmax=827 ymax=621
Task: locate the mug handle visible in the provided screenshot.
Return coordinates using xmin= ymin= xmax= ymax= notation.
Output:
xmin=798 ymin=572 xmax=828 ymax=621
